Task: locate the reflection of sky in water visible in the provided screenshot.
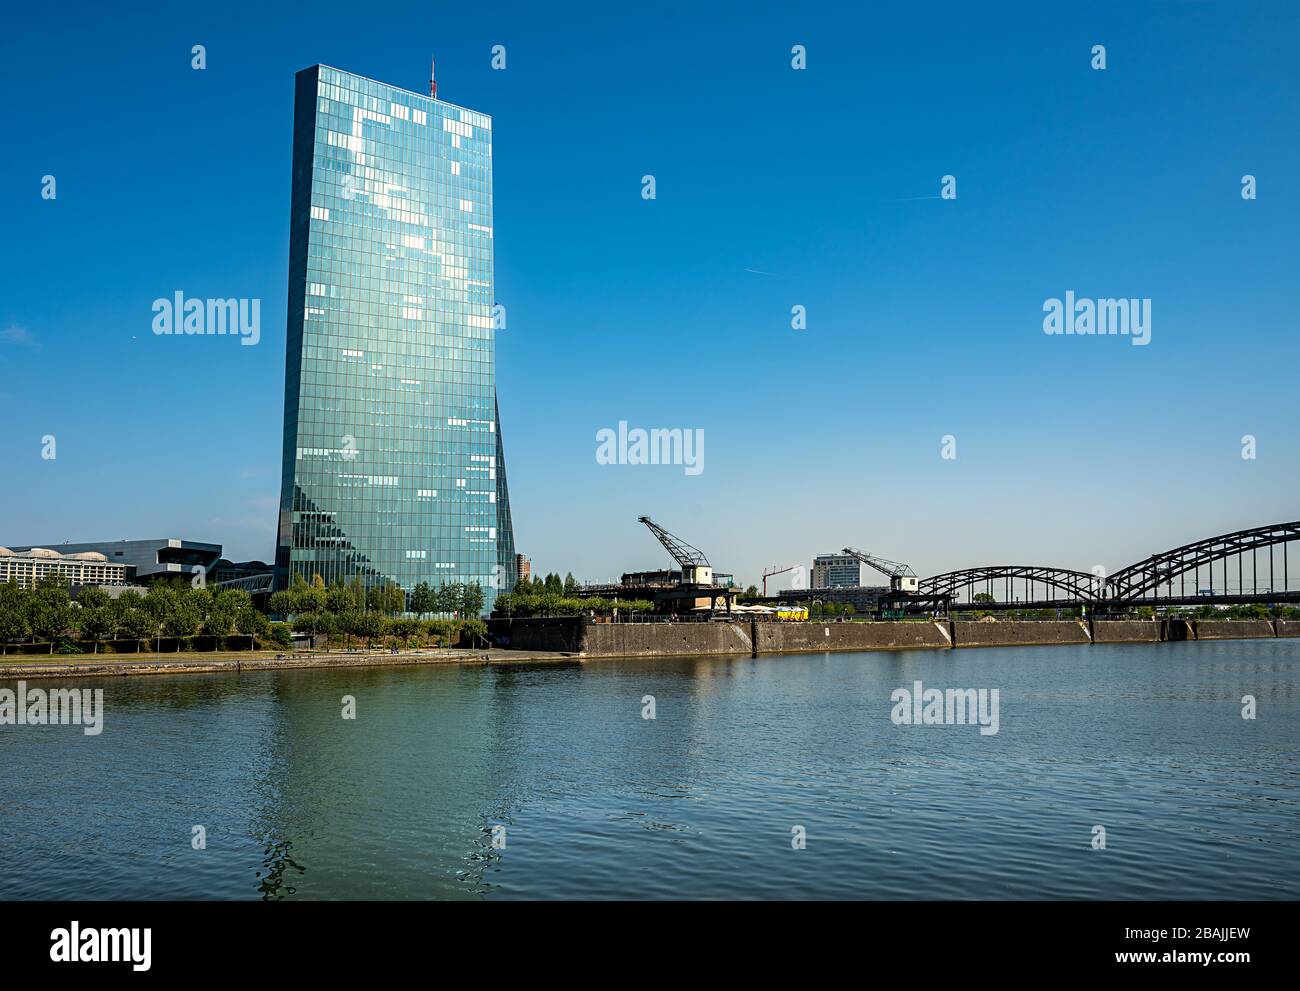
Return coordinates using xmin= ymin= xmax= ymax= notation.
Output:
xmin=1 ymin=640 xmax=1297 ymax=900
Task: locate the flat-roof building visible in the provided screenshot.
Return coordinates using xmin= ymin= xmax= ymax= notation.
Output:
xmin=6 ymin=539 xmax=222 ymax=584
xmin=812 ymin=553 xmax=863 ymax=589
xmin=0 ymin=547 xmax=132 ymax=589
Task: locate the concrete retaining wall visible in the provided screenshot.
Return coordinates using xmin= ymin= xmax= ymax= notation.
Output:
xmin=1092 ymin=620 xmax=1161 ymax=643
xmin=487 ymin=617 xmax=584 ymax=653
xmin=1192 ymin=619 xmax=1277 ymax=640
xmin=582 ymin=621 xmax=753 ymax=657
xmin=489 ymin=615 xmax=1298 ymax=658
xmin=952 ymin=620 xmax=1089 ymax=648
xmin=756 ymin=621 xmax=950 ymax=654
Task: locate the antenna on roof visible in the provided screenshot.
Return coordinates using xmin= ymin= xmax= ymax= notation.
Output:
xmin=429 ymin=56 xmax=437 ymax=99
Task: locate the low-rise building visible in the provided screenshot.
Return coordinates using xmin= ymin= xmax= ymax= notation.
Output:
xmin=0 ymin=547 xmax=132 ymax=589
xmin=7 ymin=539 xmax=222 ymax=584
xmin=764 ymin=584 xmax=892 ymax=615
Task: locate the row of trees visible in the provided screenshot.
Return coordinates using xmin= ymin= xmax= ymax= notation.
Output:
xmin=519 ymin=572 xmax=581 ymax=596
xmin=0 ymin=574 xmax=493 ymax=655
xmin=267 ymin=575 xmax=488 ymax=649
xmin=283 ymin=612 xmax=486 ymax=650
xmin=0 ymin=576 xmax=278 ymax=654
xmin=493 ymin=591 xmax=654 ymax=618
xmin=267 ymin=574 xmax=485 ymax=620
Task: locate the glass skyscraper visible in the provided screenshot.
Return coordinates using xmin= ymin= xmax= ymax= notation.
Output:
xmin=276 ymin=64 xmax=513 ymax=610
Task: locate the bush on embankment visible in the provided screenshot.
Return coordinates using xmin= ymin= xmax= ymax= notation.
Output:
xmin=492 ymin=592 xmax=655 ymax=618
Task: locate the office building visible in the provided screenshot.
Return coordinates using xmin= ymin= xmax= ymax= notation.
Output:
xmin=812 ymin=553 xmax=864 ymax=589
xmin=5 ymin=538 xmax=220 ymax=584
xmin=274 ymin=64 xmax=514 ymax=610
xmin=0 ymin=547 xmax=131 ymax=589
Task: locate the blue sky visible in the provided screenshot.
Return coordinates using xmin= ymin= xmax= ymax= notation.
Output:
xmin=1 ymin=1 xmax=1297 ymax=589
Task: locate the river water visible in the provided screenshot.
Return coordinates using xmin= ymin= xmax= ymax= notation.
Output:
xmin=1 ymin=639 xmax=1297 ymax=899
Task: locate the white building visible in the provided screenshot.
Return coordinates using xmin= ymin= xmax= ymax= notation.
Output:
xmin=0 ymin=547 xmax=131 ymax=589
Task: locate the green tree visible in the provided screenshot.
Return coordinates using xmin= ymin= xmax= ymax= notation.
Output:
xmin=410 ymin=581 xmax=435 ymax=618
xmin=118 ymin=606 xmax=155 ymax=653
xmin=0 ymin=581 xmax=29 ymax=654
xmin=203 ymin=606 xmax=236 ymax=643
xmin=235 ymin=606 xmax=270 ymax=648
xmin=77 ymin=586 xmax=111 ymax=611
xmin=563 ymin=572 xmax=578 ymax=595
xmin=27 ymin=575 xmax=76 ymax=653
xmin=295 ymin=611 xmax=334 ymax=639
xmin=435 ymin=582 xmax=462 ymax=617
xmin=354 ymin=611 xmax=383 ymax=648
xmin=268 ymin=589 xmax=296 ymax=617
xmin=367 ymin=582 xmax=405 ymax=616
xmin=269 ymin=623 xmax=293 ymax=649
xmin=544 ymin=573 xmax=563 ymax=595
xmin=141 ymin=583 xmax=182 ymax=653
xmin=162 ymin=597 xmax=201 ymax=648
xmin=298 ymin=584 xmax=328 ymax=614
xmin=338 ymin=610 xmax=365 ymax=650
xmin=460 ymin=582 xmax=485 ymax=619
xmin=78 ymin=603 xmax=117 ymax=653
xmin=325 ymin=581 xmax=355 ymax=615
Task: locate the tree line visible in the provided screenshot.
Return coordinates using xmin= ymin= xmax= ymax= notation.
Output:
xmin=0 ymin=576 xmax=278 ymax=655
xmin=267 ymin=574 xmax=487 ymax=649
xmin=493 ymin=591 xmax=654 ymax=618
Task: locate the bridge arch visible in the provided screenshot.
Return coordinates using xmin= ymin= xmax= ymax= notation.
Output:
xmin=919 ymin=566 xmax=1105 ymax=604
xmin=1109 ymin=521 xmax=1300 ymax=602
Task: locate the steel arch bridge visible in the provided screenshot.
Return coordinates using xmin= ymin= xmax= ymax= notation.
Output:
xmin=917 ymin=519 xmax=1300 ymax=610
xmin=1108 ymin=520 xmax=1300 ymax=603
xmin=919 ymin=566 xmax=1106 ymax=604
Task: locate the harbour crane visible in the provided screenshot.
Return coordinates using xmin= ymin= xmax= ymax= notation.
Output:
xmin=638 ymin=516 xmax=713 ymax=585
xmin=842 ymin=546 xmax=919 ymax=593
xmin=762 ymin=564 xmax=796 ymax=596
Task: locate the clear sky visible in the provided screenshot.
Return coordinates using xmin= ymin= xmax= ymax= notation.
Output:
xmin=2 ymin=1 xmax=1297 ymax=590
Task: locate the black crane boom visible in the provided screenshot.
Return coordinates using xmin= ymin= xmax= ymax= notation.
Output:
xmin=638 ymin=516 xmax=710 ymax=568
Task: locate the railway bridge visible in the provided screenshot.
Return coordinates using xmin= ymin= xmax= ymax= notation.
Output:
xmin=915 ymin=520 xmax=1300 ymax=613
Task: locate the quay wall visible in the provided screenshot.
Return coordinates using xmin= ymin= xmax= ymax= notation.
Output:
xmin=488 ymin=617 xmax=1297 ymax=659
xmin=581 ymin=621 xmax=754 ymax=657
xmin=756 ymin=621 xmax=950 ymax=654
xmin=1091 ymin=620 xmax=1161 ymax=643
xmin=487 ymin=617 xmax=584 ymax=653
xmin=1192 ymin=619 xmax=1277 ymax=640
xmin=951 ymin=621 xmax=1089 ymax=648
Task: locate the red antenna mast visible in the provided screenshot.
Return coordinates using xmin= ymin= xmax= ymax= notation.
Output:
xmin=429 ymin=56 xmax=437 ymax=99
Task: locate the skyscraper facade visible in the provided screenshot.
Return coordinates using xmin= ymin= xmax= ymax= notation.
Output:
xmin=276 ymin=64 xmax=513 ymax=609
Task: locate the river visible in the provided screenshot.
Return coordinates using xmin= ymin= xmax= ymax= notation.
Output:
xmin=1 ymin=639 xmax=1296 ymax=899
